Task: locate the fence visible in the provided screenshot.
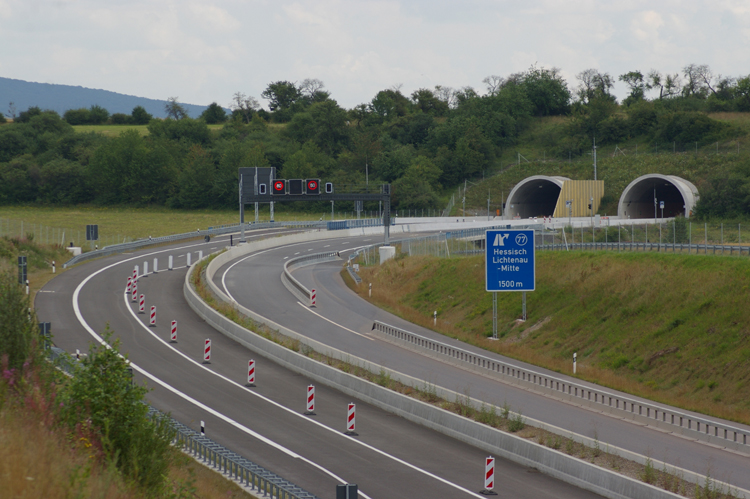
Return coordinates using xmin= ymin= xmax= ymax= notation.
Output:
xmin=370 ymin=320 xmax=750 ymax=455
xmin=0 ymin=217 xmax=134 ymax=249
xmin=62 ymin=221 xmax=326 ymax=268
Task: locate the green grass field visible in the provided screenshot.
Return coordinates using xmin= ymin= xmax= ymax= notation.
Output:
xmin=355 ymin=250 xmax=750 ymax=424
xmin=71 ymin=124 xmax=225 ymax=136
xmin=0 ymin=205 xmax=346 ymax=245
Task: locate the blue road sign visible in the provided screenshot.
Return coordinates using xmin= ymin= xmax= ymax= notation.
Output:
xmin=485 ymin=229 xmax=535 ymax=292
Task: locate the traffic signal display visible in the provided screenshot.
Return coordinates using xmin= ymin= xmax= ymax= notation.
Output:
xmin=325 ymin=182 xmax=333 ymax=194
xmin=272 ymin=180 xmax=286 ymax=195
xmin=306 ymin=179 xmax=320 ymax=195
xmin=289 ymin=179 xmax=303 ymax=195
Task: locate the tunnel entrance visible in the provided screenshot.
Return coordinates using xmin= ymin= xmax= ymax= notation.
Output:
xmin=618 ymin=175 xmax=699 ymax=219
xmin=504 ymin=176 xmax=567 ymax=219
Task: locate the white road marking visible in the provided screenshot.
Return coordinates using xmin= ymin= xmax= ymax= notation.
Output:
xmin=71 ymin=239 xmax=486 ymax=498
xmin=283 ymin=256 xmax=289 ymax=260
xmin=71 ymin=244 xmax=368 ymax=498
xmin=294 ymin=252 xmax=300 ymax=255
xmin=324 ymin=245 xmax=330 ymax=248
xmin=38 ymin=290 xmax=55 ymax=293
xmin=296 ymin=302 xmax=374 ymax=341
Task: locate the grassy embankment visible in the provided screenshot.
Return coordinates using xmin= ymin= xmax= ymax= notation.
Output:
xmin=72 ymin=124 xmax=225 ymax=136
xmin=459 ymin=113 xmax=750 ymax=216
xmin=0 ymin=236 xmax=257 ymax=498
xmin=0 ymin=406 xmax=254 ymax=499
xmin=352 ymin=250 xmax=750 ymax=424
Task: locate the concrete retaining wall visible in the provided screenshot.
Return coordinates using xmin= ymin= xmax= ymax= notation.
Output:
xmin=185 ymin=263 xmax=711 ymax=499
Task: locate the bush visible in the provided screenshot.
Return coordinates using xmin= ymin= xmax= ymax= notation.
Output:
xmin=0 ymin=269 xmax=36 ymax=370
xmin=59 ymin=328 xmax=174 ymax=493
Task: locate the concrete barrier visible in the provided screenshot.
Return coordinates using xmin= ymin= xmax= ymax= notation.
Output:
xmin=185 ymin=263 xmax=747 ymax=499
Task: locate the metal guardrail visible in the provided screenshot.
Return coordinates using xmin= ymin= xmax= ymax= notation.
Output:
xmin=327 ymin=218 xmax=394 ymax=231
xmin=540 ymin=241 xmax=750 ymax=255
xmin=152 ymin=408 xmax=320 ymax=499
xmin=47 ymin=348 xmax=318 ymax=499
xmin=282 ymin=252 xmax=342 ymax=302
xmin=370 ymin=320 xmax=750 ymax=454
xmin=62 ymin=221 xmax=327 ymax=268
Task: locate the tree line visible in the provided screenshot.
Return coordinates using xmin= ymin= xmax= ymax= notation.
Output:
xmin=0 ymin=64 xmax=748 ymax=212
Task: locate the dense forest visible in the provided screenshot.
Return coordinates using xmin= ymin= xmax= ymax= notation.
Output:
xmin=1 ymin=64 xmax=749 ymax=213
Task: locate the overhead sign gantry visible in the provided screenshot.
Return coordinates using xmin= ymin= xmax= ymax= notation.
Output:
xmin=238 ymin=167 xmax=392 ymax=244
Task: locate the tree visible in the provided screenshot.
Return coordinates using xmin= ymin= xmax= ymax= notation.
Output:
xmin=177 ymin=145 xmax=215 ymax=208
xmin=131 ymin=106 xmax=153 ymax=125
xmin=410 ymin=88 xmax=449 ymax=116
xmin=165 ymin=97 xmax=189 ymax=120
xmin=200 ymin=102 xmax=228 ymax=124
xmin=512 ymin=65 xmax=571 ymax=116
xmin=647 ymin=70 xmax=681 ymax=99
xmin=88 ymin=104 xmax=110 ymax=124
xmin=281 ymin=141 xmax=334 ymax=179
xmin=576 ymin=69 xmax=615 ymax=104
xmin=682 ymin=63 xmax=710 ymax=98
xmin=0 ymin=269 xmax=36 ymax=370
xmin=261 ymin=81 xmax=303 ymax=121
xmin=619 ymin=71 xmax=646 ymax=105
xmin=64 ymin=108 xmax=91 ymax=125
xmin=482 ymin=75 xmax=505 ymax=95
xmin=299 ymin=78 xmax=330 ymax=104
xmin=230 ymin=92 xmax=259 ymax=123
xmin=110 ymin=113 xmax=131 ymax=125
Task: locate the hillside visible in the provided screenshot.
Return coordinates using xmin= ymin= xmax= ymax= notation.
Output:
xmin=0 ymin=77 xmax=212 ymax=118
xmin=352 ymin=251 xmax=750 ymax=424
xmin=458 ymin=114 xmax=750 ymax=217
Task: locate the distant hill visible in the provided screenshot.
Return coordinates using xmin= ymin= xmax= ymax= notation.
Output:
xmin=0 ymin=77 xmax=218 ymax=119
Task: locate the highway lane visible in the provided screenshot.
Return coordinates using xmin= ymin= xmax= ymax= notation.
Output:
xmin=36 ymin=229 xmax=600 ymax=499
xmin=217 ymin=234 xmax=750 ymax=491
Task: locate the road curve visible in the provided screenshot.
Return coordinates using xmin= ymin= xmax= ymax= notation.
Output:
xmin=217 ymin=234 xmax=750 ymax=492
xmin=36 ymin=229 xmax=600 ymax=499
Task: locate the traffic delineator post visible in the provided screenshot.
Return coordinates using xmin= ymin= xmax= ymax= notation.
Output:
xmin=203 ymin=338 xmax=211 ymax=364
xmin=310 ymin=289 xmax=317 ymax=307
xmin=149 ymin=306 xmax=156 ymax=326
xmin=481 ymin=456 xmax=497 ymax=495
xmin=304 ymin=385 xmax=316 ymax=415
xmin=247 ymin=359 xmax=256 ymax=387
xmin=345 ymin=403 xmax=358 ymax=435
xmin=170 ymin=320 xmax=177 ymax=342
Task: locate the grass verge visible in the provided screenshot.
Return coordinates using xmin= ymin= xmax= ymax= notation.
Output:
xmin=190 ymin=255 xmax=741 ymax=498
xmin=350 ymin=250 xmax=750 ymax=424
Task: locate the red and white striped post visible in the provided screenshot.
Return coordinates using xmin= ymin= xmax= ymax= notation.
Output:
xmin=138 ymin=294 xmax=145 ymax=314
xmin=304 ymin=385 xmax=316 ymax=415
xmin=149 ymin=306 xmax=156 ymax=326
xmin=310 ymin=289 xmax=316 ymax=307
xmin=170 ymin=320 xmax=177 ymax=342
xmin=203 ymin=338 xmax=211 ymax=364
xmin=246 ymin=359 xmax=256 ymax=387
xmin=345 ymin=403 xmax=357 ymax=435
xmin=131 ymin=280 xmax=138 ymax=302
xmin=133 ymin=266 xmax=137 ymax=280
xmin=127 ymin=276 xmax=132 ymax=294
xmin=483 ymin=456 xmax=496 ymax=494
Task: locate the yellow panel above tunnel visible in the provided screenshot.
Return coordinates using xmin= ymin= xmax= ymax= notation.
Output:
xmin=552 ymin=181 xmax=605 ymax=218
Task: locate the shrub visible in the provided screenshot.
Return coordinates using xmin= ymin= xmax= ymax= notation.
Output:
xmin=59 ymin=328 xmax=174 ymax=493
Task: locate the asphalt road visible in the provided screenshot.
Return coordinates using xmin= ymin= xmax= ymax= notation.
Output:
xmin=36 ymin=229 xmax=602 ymax=499
xmin=216 ymin=233 xmax=750 ymax=492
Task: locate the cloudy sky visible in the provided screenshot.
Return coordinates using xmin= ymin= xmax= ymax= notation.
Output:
xmin=1 ymin=0 xmax=748 ymax=109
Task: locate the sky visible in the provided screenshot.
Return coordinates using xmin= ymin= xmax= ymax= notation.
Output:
xmin=1 ymin=0 xmax=748 ymax=110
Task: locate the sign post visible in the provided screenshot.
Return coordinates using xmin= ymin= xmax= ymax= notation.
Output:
xmin=486 ymin=229 xmax=535 ymax=332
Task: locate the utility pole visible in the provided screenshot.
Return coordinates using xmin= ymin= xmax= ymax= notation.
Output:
xmin=462 ymin=179 xmax=467 ymax=217
xmin=593 ymin=136 xmax=598 ymax=181
xmin=487 ymin=189 xmax=491 ymax=221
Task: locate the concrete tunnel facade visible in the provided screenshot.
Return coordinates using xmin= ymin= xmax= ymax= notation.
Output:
xmin=503 ymin=175 xmax=569 ymax=219
xmin=618 ymin=174 xmax=699 ymax=219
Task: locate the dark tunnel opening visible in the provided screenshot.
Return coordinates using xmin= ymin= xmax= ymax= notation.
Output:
xmin=507 ymin=180 xmax=562 ymax=219
xmin=621 ymin=179 xmax=685 ymax=219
